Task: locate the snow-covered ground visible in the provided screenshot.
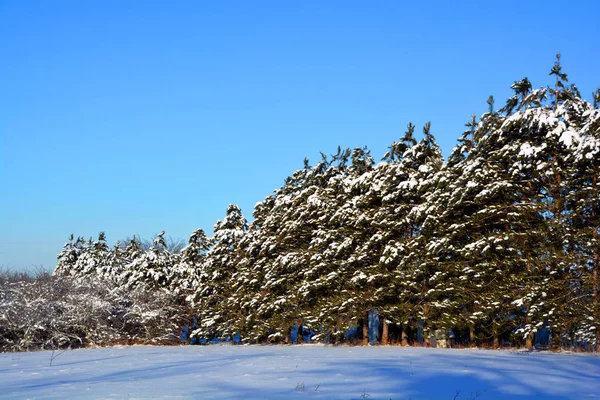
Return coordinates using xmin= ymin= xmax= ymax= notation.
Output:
xmin=1 ymin=345 xmax=598 ymax=400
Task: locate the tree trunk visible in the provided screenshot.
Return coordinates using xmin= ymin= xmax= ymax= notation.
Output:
xmin=526 ymin=331 xmax=534 ymax=350
xmin=297 ymin=321 xmax=303 ymax=344
xmin=401 ymin=325 xmax=408 ymax=346
xmin=381 ymin=321 xmax=389 ymax=345
xmin=593 ymin=175 xmax=599 ymax=352
xmin=422 ymin=303 xmax=430 ymax=347
xmin=362 ymin=315 xmax=369 ymax=346
xmin=525 ymin=251 xmax=534 ymax=351
xmin=593 ymin=238 xmax=599 ymax=352
xmin=551 ymin=325 xmax=561 ymax=351
xmin=525 ymin=294 xmax=534 ymax=350
xmin=424 ymin=323 xmax=430 ymax=347
xmin=492 ymin=325 xmax=499 ymax=349
xmin=469 ymin=326 xmax=476 ymax=348
xmin=493 ymin=335 xmax=499 ymax=349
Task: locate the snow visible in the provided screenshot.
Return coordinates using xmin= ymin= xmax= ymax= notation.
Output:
xmin=557 ymin=129 xmax=580 ymax=147
xmin=1 ymin=345 xmax=598 ymax=399
xmin=518 ymin=143 xmax=534 ymax=157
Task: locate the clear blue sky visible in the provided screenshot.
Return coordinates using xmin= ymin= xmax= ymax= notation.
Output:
xmin=1 ymin=0 xmax=599 ymax=271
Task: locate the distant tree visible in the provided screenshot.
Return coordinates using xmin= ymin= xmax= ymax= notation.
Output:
xmin=55 ymin=234 xmax=85 ymax=276
xmin=124 ymin=231 xmax=179 ymax=289
xmin=120 ymin=235 xmax=186 ymax=254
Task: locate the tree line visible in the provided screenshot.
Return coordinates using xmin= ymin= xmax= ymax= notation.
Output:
xmin=2 ymin=57 xmax=598 ymax=352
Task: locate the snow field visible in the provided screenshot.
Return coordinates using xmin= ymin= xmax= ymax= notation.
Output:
xmin=1 ymin=345 xmax=599 ymax=399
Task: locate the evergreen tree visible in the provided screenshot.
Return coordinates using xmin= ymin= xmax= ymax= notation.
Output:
xmin=55 ymin=234 xmax=85 ymax=276
xmin=100 ymin=241 xmax=125 ymax=281
xmin=71 ymin=233 xmax=110 ymax=278
xmin=124 ymin=231 xmax=177 ymax=289
xmin=192 ymin=205 xmax=247 ymax=340
xmin=420 ymin=104 xmax=542 ymax=348
xmin=562 ymin=89 xmax=600 ymax=349
xmin=177 ymin=229 xmax=211 ymax=296
xmin=386 ymin=122 xmax=444 ymax=345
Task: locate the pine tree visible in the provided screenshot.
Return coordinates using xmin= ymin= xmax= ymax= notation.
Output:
xmin=192 ymin=205 xmax=247 ymax=341
xmin=69 ymin=233 xmax=110 ymax=278
xmin=423 ymin=106 xmax=537 ymax=348
xmin=177 ymin=229 xmax=211 ymax=296
xmin=100 ymin=241 xmax=125 ymax=281
xmin=343 ymin=123 xmax=443 ymax=345
xmin=55 ymin=234 xmax=85 ymax=276
xmin=389 ymin=122 xmax=444 ymax=346
xmin=124 ymin=231 xmax=177 ymax=289
xmin=562 ymin=88 xmax=600 ymax=350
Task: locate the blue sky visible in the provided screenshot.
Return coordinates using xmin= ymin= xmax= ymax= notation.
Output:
xmin=1 ymin=0 xmax=599 ymax=271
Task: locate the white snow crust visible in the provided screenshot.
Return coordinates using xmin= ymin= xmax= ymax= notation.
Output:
xmin=1 ymin=345 xmax=599 ymax=399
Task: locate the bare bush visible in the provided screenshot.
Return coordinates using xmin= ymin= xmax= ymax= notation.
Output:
xmin=0 ymin=272 xmax=192 ymax=352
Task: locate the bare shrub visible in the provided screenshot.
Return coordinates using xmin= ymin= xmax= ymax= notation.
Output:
xmin=0 ymin=272 xmax=192 ymax=352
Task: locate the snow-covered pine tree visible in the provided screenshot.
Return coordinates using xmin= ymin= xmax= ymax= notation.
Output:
xmin=99 ymin=241 xmax=125 ymax=281
xmin=422 ymin=96 xmax=547 ymax=348
xmin=373 ymin=124 xmax=421 ymax=344
xmin=383 ymin=122 xmax=445 ymax=346
xmin=232 ymin=154 xmax=350 ymax=343
xmin=116 ymin=236 xmax=142 ymax=286
xmin=255 ymin=163 xmax=332 ymax=343
xmin=55 ymin=234 xmax=85 ymax=276
xmin=495 ymin=63 xmax=588 ymax=348
xmin=124 ymin=231 xmax=178 ymax=289
xmin=336 ymin=125 xmax=434 ymax=345
xmin=387 ymin=123 xmax=444 ymax=344
xmin=225 ymin=195 xmax=278 ymax=342
xmin=309 ymin=147 xmax=374 ymax=343
xmin=226 ymin=161 xmax=318 ymax=343
xmin=176 ymin=229 xmax=211 ymax=296
xmin=560 ymin=87 xmax=600 ymax=350
xmin=192 ymin=205 xmax=247 ymax=341
xmin=69 ymin=233 xmax=110 ymax=278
